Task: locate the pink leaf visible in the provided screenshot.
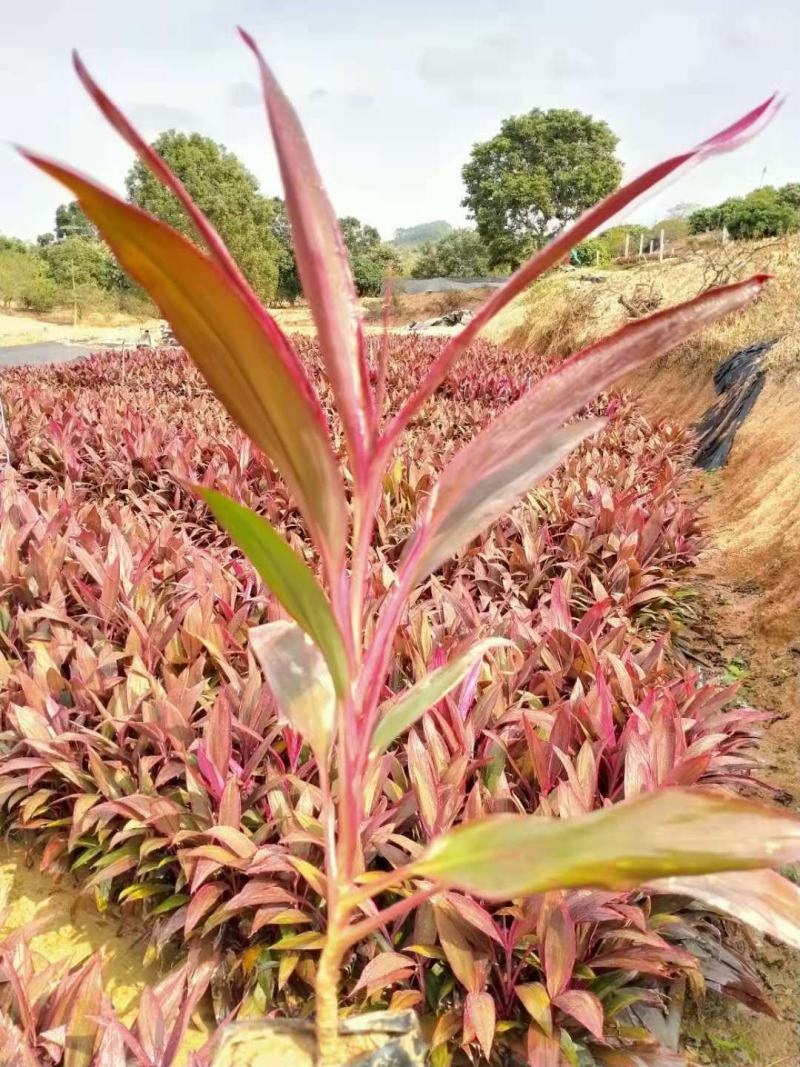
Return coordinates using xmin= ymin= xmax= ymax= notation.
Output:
xmin=527 ymin=1024 xmax=561 ymax=1067
xmin=649 ymin=869 xmax=800 ymax=950
xmin=464 ymin=991 xmax=496 ymax=1060
xmin=553 ymin=989 xmax=605 ymax=1040
xmin=352 ymin=953 xmax=415 ymax=996
xmin=241 ymin=28 xmax=374 ymax=479
xmin=184 ymin=882 xmax=226 ymax=936
xmin=194 ymin=743 xmax=225 ymax=803
xmin=414 ymin=418 xmax=605 ymax=582
xmin=542 ymin=899 xmax=576 ymax=998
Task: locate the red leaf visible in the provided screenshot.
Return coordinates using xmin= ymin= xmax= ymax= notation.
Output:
xmin=542 ymin=899 xmax=576 ymax=998
xmin=527 ymin=1024 xmax=561 ymax=1067
xmin=554 ymin=989 xmax=605 ymax=1040
xmin=409 ymin=275 xmax=767 ymax=584
xmin=464 ymin=991 xmax=495 ymax=1060
xmin=352 ymin=953 xmax=415 ymax=996
xmin=184 ymin=881 xmax=226 ymax=936
xmin=22 ymin=150 xmax=348 ymax=572
xmin=241 ymin=28 xmax=374 ymax=479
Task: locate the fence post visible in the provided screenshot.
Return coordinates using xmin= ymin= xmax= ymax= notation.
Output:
xmin=722 ymin=225 xmax=729 ymax=244
xmin=659 ymin=228 xmax=665 ymax=261
xmin=638 ymin=233 xmax=644 ymax=259
xmin=624 ymin=233 xmax=630 ymax=257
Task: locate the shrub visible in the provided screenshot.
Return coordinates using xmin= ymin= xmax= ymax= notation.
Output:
xmin=572 ymin=238 xmax=611 ymax=267
xmin=689 ymin=187 xmax=800 ymax=239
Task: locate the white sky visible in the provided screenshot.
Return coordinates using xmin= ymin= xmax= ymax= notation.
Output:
xmin=1 ymin=0 xmax=798 ymax=242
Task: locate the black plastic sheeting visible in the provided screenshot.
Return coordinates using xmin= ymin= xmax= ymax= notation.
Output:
xmin=693 ymin=339 xmax=777 ymax=470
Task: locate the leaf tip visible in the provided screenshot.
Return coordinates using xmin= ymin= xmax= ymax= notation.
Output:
xmin=237 ymin=26 xmax=258 ymax=53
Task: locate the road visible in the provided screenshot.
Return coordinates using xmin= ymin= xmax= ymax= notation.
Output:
xmin=0 ymin=342 xmax=90 ymax=368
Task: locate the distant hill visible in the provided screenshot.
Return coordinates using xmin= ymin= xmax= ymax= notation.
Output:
xmin=392 ymin=220 xmax=453 ymax=248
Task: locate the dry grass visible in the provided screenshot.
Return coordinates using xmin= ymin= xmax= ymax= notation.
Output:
xmin=499 ymin=273 xmax=602 ymax=356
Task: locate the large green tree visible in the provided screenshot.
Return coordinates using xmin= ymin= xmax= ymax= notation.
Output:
xmin=338 ymin=217 xmax=401 ymax=296
xmin=411 ymin=228 xmax=493 ymax=278
xmin=269 ymin=198 xmax=301 ymax=304
xmin=55 ymin=200 xmax=97 ymax=241
xmin=126 ymin=131 xmax=281 ymax=301
xmin=461 ymin=108 xmax=623 ymax=268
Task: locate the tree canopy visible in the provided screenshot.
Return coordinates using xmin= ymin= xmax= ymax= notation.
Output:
xmin=338 ymin=217 xmax=401 ymax=296
xmin=688 ymin=185 xmax=800 ymax=240
xmin=462 ymin=108 xmax=622 ymax=268
xmin=411 ymin=229 xmax=493 ymax=279
xmin=125 ymin=130 xmax=281 ymax=302
xmin=55 ymin=201 xmax=97 ymax=241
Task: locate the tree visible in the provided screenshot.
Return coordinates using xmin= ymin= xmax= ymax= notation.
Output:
xmin=338 ymin=217 xmax=400 ymax=296
xmin=689 ymin=188 xmax=799 ymax=240
xmin=39 ymin=235 xmax=115 ymax=291
xmin=595 ymin=224 xmax=649 ymax=259
xmin=126 ymin=131 xmax=281 ymax=301
xmin=411 ymin=228 xmax=493 ymax=278
xmin=724 ymin=188 xmax=798 ymax=239
xmin=0 ymin=234 xmax=28 ymax=254
xmin=0 ymin=248 xmax=57 ymax=311
xmin=462 ymin=108 xmax=622 ymax=268
xmin=777 ymin=183 xmax=800 ymax=210
xmin=269 ymin=198 xmax=301 ymax=304
xmin=688 ymin=205 xmax=724 ymax=234
xmin=55 ymin=200 xmax=97 ymax=241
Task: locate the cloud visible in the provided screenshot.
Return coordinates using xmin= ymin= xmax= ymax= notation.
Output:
xmin=716 ymin=11 xmax=768 ymax=51
xmin=228 ymin=80 xmax=261 ymax=108
xmin=129 ymin=101 xmax=198 ymax=128
xmin=346 ymin=90 xmax=375 ymax=110
xmin=416 ymin=32 xmax=592 ymax=102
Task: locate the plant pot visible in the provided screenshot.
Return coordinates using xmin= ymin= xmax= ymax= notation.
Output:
xmin=210 ymin=1009 xmax=427 ymax=1067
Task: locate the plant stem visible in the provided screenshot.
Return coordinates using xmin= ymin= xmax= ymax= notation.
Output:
xmin=315 ymin=928 xmax=346 ymax=1067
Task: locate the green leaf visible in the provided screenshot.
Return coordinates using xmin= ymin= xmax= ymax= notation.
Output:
xmin=269 ymin=930 xmax=327 ymax=950
xmin=198 ymin=487 xmax=348 ymax=695
xmin=150 ymin=892 xmax=190 ymax=915
xmin=412 ymin=788 xmax=800 ymax=900
xmin=117 ymin=882 xmax=171 ymax=903
xmin=250 ymin=620 xmax=336 ymax=762
xmin=371 ymin=638 xmax=512 ymax=754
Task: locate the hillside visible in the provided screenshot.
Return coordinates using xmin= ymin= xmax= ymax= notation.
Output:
xmin=391 ymin=219 xmax=453 ymax=248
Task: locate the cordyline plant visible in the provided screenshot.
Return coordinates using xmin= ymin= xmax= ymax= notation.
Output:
xmin=20 ymin=35 xmax=800 ymax=1065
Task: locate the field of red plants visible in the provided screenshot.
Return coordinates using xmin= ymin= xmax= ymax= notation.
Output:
xmin=0 ymin=338 xmax=776 ymax=1065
